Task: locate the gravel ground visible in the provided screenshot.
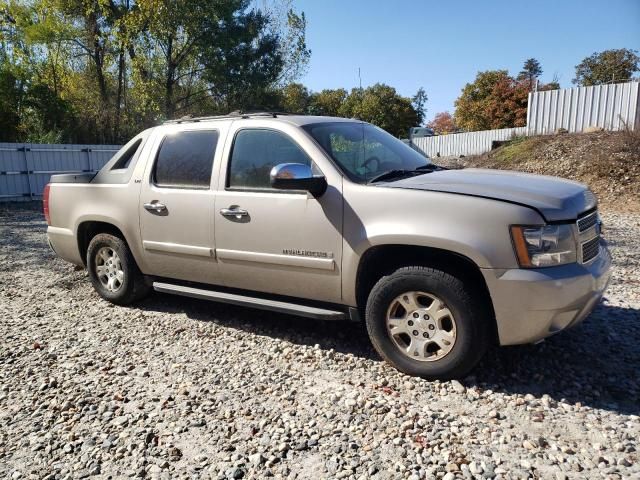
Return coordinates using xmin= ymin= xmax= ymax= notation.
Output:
xmin=1 ymin=205 xmax=638 ymax=480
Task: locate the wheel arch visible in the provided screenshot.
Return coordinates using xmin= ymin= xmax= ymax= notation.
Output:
xmin=77 ymin=220 xmax=128 ymax=267
xmin=355 ymin=244 xmax=498 ymax=343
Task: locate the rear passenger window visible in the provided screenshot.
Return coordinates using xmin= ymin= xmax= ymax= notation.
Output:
xmin=153 ymin=130 xmax=219 ymax=188
xmin=228 ymin=129 xmax=311 ymax=189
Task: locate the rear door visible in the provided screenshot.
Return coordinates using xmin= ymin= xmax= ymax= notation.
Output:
xmin=139 ymin=124 xmax=226 ymax=284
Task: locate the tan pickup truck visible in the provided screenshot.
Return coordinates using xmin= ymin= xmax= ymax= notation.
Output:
xmin=44 ymin=113 xmax=611 ymax=379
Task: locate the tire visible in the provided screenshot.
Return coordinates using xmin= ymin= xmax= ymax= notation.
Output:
xmin=86 ymin=233 xmax=150 ymax=305
xmin=365 ymin=266 xmax=490 ymax=380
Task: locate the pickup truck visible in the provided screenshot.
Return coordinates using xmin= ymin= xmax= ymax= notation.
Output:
xmin=45 ymin=113 xmax=612 ymax=379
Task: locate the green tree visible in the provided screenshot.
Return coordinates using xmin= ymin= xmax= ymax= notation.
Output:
xmin=279 ymin=82 xmax=310 ymax=113
xmin=1 ymin=1 xmax=78 ymax=140
xmin=308 ymin=88 xmax=347 ymax=116
xmin=129 ymin=0 xmax=282 ymax=118
xmin=411 ymin=87 xmax=427 ymax=125
xmin=0 ymin=65 xmax=22 ymax=141
xmin=338 ymin=83 xmax=420 ymax=137
xmin=518 ymin=58 xmax=542 ymax=90
xmin=260 ymin=0 xmax=311 ymax=85
xmin=0 ymin=0 xmax=312 ymax=143
xmin=573 ymin=48 xmax=640 ymax=86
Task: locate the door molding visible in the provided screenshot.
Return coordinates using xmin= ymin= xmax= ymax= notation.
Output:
xmin=143 ymin=240 xmax=213 ymax=258
xmin=216 ymin=248 xmax=335 ymax=270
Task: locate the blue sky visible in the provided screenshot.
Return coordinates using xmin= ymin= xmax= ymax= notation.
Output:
xmin=295 ymin=0 xmax=640 ymax=123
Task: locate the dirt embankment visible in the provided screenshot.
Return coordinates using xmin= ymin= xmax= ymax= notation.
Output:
xmin=440 ymin=130 xmax=640 ymax=212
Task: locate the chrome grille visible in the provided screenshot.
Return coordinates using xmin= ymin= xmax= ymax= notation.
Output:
xmin=581 ymin=236 xmax=600 ymax=263
xmin=577 ymin=210 xmax=598 ymax=233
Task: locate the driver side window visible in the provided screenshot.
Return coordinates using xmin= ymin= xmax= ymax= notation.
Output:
xmin=228 ymin=129 xmax=312 ymax=190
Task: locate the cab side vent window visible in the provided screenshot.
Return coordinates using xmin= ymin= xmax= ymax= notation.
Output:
xmin=153 ymin=130 xmax=219 ymax=189
xmin=112 ymin=139 xmax=142 ymax=170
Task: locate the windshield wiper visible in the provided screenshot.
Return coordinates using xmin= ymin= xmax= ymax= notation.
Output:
xmin=368 ymin=169 xmax=411 ymax=183
xmin=369 ymin=164 xmax=444 ymax=183
xmin=414 ymin=164 xmax=447 ymax=171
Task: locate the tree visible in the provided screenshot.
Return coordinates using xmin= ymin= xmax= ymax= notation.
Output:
xmin=573 ymin=48 xmax=640 ymax=86
xmin=411 ymin=87 xmax=427 ymax=125
xmin=260 ymin=0 xmax=311 ymax=86
xmin=540 ymin=72 xmax=560 ymax=91
xmin=338 ymin=83 xmax=421 ymax=137
xmin=129 ymin=0 xmax=282 ymax=118
xmin=279 ymin=82 xmax=309 ymax=113
xmin=308 ymin=88 xmax=347 ymax=116
xmin=0 ymin=0 xmax=312 ymax=143
xmin=427 ymin=111 xmax=457 ymax=134
xmin=518 ymin=58 xmax=542 ymax=90
xmin=485 ymin=75 xmax=528 ymax=129
xmin=0 ymin=65 xmax=21 ymax=141
xmin=454 ymin=70 xmax=528 ymax=131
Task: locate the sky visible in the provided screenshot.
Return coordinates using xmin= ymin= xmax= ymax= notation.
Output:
xmin=295 ymin=0 xmax=640 ymax=123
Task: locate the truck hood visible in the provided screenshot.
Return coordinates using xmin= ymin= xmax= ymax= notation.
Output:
xmin=382 ymin=168 xmax=596 ymax=222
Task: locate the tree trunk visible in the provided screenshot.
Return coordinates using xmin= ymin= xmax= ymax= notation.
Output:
xmin=88 ymin=11 xmax=108 ymax=102
xmin=115 ymin=47 xmax=125 ymax=140
xmin=86 ymin=10 xmax=109 ymax=142
xmin=165 ymin=36 xmax=175 ymax=119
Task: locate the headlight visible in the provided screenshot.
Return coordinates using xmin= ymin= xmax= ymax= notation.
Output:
xmin=510 ymin=224 xmax=576 ymax=267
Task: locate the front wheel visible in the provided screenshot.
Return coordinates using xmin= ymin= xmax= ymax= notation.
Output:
xmin=365 ymin=266 xmax=490 ymax=380
xmin=87 ymin=233 xmax=150 ymax=305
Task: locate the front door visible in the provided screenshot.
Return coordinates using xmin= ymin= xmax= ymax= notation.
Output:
xmin=214 ymin=122 xmax=343 ymax=303
xmin=139 ymin=127 xmax=223 ymax=285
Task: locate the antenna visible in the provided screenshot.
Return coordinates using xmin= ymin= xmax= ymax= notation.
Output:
xmin=358 ymin=67 xmax=362 ymax=90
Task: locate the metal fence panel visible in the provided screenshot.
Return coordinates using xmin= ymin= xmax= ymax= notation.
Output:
xmin=0 ymin=143 xmax=120 ymax=202
xmin=527 ymin=81 xmax=640 ymax=135
xmin=412 ymin=127 xmax=527 ymax=158
xmin=414 ymin=81 xmax=639 ymax=158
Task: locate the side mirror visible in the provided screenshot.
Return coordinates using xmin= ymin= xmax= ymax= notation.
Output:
xmin=270 ymin=163 xmax=327 ymax=197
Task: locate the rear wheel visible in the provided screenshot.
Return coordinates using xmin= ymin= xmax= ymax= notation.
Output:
xmin=365 ymin=266 xmax=489 ymax=379
xmin=87 ymin=233 xmax=150 ymax=305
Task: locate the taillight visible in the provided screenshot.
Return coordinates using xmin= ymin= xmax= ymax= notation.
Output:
xmin=43 ymin=184 xmax=51 ymax=225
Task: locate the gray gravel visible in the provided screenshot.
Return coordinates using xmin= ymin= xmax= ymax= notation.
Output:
xmin=1 ymin=205 xmax=638 ymax=480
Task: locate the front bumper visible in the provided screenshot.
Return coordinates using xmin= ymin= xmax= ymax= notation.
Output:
xmin=482 ymin=240 xmax=612 ymax=345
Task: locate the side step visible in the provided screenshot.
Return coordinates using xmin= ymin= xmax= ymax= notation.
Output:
xmin=153 ymin=282 xmax=347 ymax=320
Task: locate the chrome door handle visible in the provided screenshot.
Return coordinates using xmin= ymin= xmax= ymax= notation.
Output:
xmin=220 ymin=207 xmax=248 ymax=219
xmin=144 ymin=202 xmax=167 ymax=213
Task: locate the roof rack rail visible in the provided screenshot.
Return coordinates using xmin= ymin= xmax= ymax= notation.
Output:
xmin=163 ymin=111 xmax=292 ymax=124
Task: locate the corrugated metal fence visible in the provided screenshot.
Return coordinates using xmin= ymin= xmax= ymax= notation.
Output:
xmin=527 ymin=81 xmax=640 ymax=134
xmin=413 ymin=127 xmax=527 ymax=158
xmin=414 ymin=80 xmax=640 ymax=158
xmin=0 ymin=143 xmax=120 ymax=201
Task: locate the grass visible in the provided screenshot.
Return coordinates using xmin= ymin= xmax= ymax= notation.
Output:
xmin=489 ymin=135 xmax=542 ymax=163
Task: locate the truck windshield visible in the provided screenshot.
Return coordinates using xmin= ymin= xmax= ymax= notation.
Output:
xmin=302 ymin=122 xmax=431 ymax=184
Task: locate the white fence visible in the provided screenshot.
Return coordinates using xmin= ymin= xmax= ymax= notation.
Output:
xmin=0 ymin=143 xmax=120 ymax=201
xmin=414 ymin=80 xmax=640 ymax=158
xmin=527 ymin=81 xmax=640 ymax=135
xmin=413 ymin=127 xmax=527 ymax=158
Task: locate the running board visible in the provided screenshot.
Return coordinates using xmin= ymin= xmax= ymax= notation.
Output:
xmin=153 ymin=282 xmax=347 ymax=320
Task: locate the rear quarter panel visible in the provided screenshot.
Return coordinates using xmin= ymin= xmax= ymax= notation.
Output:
xmin=47 ymin=141 xmax=151 ymax=268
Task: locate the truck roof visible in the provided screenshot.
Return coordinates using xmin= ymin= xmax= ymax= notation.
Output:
xmin=163 ymin=112 xmax=359 ymax=127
